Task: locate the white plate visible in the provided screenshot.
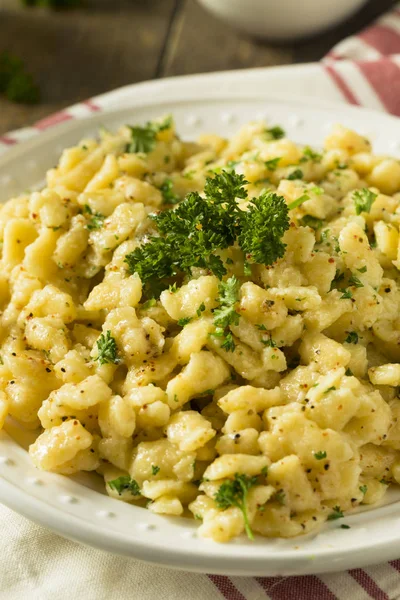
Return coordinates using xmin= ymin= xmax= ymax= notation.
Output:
xmin=1 ymin=71 xmax=400 ymax=576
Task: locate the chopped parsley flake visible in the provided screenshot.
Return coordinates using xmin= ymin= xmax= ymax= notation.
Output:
xmin=287 ymin=169 xmax=304 ymax=181
xmin=151 ymin=465 xmax=160 ymax=476
xmin=265 ymin=125 xmax=285 ymax=140
xmin=349 ymin=274 xmax=364 ymax=288
xmin=160 ymin=178 xmax=180 ymax=205
xmin=324 ymin=386 xmax=336 ymax=394
xmin=300 ymin=215 xmax=323 ymax=230
xmin=264 ymin=157 xmax=281 ymax=171
xmin=353 ymin=188 xmax=377 ymax=215
xmin=108 ymin=476 xmax=140 ymax=496
xmin=196 ymin=302 xmax=206 ymax=317
xmin=340 ymin=289 xmax=353 ymax=300
xmin=127 ymin=116 xmax=173 ymax=154
xmin=359 ymin=485 xmax=368 ymax=495
xmin=300 ymin=147 xmax=322 ymax=163
xmin=314 ymin=451 xmax=327 ymax=460
xmin=327 ymin=506 xmax=344 ymax=521
xmin=345 ymin=331 xmax=359 ymax=344
xmin=177 ymin=317 xmax=192 ymax=327
xmin=273 ymin=490 xmax=286 ymax=505
xmin=83 ymin=204 xmax=105 ymax=231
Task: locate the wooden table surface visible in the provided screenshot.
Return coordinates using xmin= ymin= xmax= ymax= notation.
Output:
xmin=0 ymin=0 xmax=397 ymax=134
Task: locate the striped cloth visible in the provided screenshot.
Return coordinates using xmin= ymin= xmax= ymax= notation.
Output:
xmin=3 ymin=5 xmax=400 ymax=600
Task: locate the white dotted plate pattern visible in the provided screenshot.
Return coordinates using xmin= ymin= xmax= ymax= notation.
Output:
xmin=1 ymin=77 xmax=400 ymax=576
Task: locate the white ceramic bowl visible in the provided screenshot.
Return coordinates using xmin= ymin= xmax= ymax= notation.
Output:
xmin=197 ymin=0 xmax=367 ymax=41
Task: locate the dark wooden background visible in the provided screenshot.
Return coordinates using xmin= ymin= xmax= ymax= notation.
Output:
xmin=0 ymin=0 xmax=397 ymax=134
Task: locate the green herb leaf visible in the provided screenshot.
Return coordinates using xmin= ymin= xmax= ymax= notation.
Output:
xmin=273 ymin=490 xmax=286 ymax=505
xmin=265 ymin=126 xmax=285 ymax=140
xmin=95 ymin=330 xmax=120 ymax=366
xmin=327 ymin=505 xmax=344 ymax=521
xmin=177 ymin=317 xmax=192 ymax=327
xmin=83 ymin=204 xmax=105 ymax=231
xmin=359 ymin=484 xmax=368 ymax=495
xmin=287 ymin=169 xmax=304 ymax=181
xmin=151 ymin=465 xmax=160 ymax=476
xmin=127 ymin=125 xmax=157 ymax=153
xmin=340 ymin=289 xmax=353 ymax=300
xmin=212 ymin=276 xmax=240 ymax=352
xmin=324 ymin=386 xmax=336 ymax=394
xmin=314 ymin=451 xmax=327 ymax=460
xmin=108 ymin=475 xmax=140 ymax=496
xmin=353 ymin=188 xmax=377 ymax=215
xmin=160 ymin=178 xmax=180 ymax=205
xmin=264 ymin=157 xmax=281 ymax=171
xmin=238 ymin=191 xmax=290 ymax=265
xmin=345 ymin=331 xmax=359 ymax=344
xmin=300 ymin=147 xmax=322 ymax=163
xmin=300 ymin=215 xmax=323 ymax=230
xmin=215 ymin=473 xmax=258 ymax=540
xmin=349 ymin=274 xmax=364 ymax=288
xmin=196 ymin=302 xmax=206 ymax=317
xmin=287 ymin=194 xmax=309 ymax=210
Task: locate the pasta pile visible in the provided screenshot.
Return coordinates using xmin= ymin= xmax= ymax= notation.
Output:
xmin=1 ymin=116 xmax=400 ymax=542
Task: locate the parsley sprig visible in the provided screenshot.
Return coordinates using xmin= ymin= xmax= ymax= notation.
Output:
xmin=95 ymin=330 xmax=120 ymax=366
xmin=212 ymin=276 xmax=241 ymax=352
xmin=215 ymin=473 xmax=258 ymax=540
xmin=124 ymin=172 xmax=290 ymax=295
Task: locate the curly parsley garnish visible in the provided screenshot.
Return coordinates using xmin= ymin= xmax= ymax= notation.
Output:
xmin=215 ymin=473 xmax=258 ymax=540
xmin=124 ymin=172 xmax=290 ymax=295
xmin=238 ymin=192 xmax=290 ymax=265
xmin=95 ymin=330 xmax=120 ymax=366
xmin=108 ymin=475 xmax=140 ymax=496
xmin=353 ymin=188 xmax=377 ymax=215
xmin=212 ymin=276 xmax=241 ymax=352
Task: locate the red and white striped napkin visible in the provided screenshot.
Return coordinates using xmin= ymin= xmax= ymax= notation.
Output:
xmin=323 ymin=3 xmax=400 ymax=115
xmin=3 ymin=4 xmax=400 ymax=600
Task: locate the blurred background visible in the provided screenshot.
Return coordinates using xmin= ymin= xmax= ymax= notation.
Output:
xmin=0 ymin=0 xmax=397 ymax=135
